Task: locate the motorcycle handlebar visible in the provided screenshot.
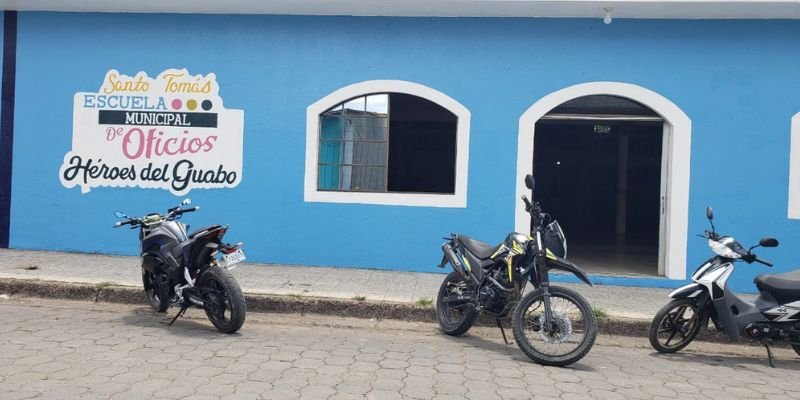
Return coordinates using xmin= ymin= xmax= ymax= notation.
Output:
xmin=521 ymin=195 xmax=547 ymax=233
xmin=113 ymin=219 xmax=139 ymax=228
xmin=168 ymin=206 xmax=199 ymax=218
xmin=521 ymin=195 xmax=533 ymax=211
xmin=755 ymin=258 xmax=773 ymax=267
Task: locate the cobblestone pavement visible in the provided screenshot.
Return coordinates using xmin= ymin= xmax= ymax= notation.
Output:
xmin=1 ymin=297 xmax=799 ymax=400
xmin=0 ymin=248 xmax=695 ymax=319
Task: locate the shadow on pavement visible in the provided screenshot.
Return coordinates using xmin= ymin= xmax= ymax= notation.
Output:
xmin=121 ymin=306 xmax=243 ymax=338
xmin=647 ymin=350 xmax=800 ymax=371
xmin=441 ymin=331 xmax=598 ymax=371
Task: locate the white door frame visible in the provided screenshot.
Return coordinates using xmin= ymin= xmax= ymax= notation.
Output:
xmin=515 ymin=82 xmax=691 ymax=280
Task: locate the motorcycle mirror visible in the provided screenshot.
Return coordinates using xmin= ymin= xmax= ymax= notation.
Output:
xmin=705 ymin=206 xmax=713 ymax=221
xmin=114 ymin=211 xmax=128 ymax=219
xmin=759 ymin=237 xmax=779 ymax=248
xmin=181 ymin=198 xmax=192 ymax=206
xmin=525 ymin=174 xmax=535 ymax=190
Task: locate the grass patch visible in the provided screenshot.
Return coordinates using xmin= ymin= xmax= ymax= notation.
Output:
xmin=591 ymin=306 xmax=609 ymax=319
xmin=416 ymin=297 xmax=433 ymax=306
xmin=352 ymin=295 xmax=366 ymax=302
xmin=95 ymin=281 xmax=117 ymax=289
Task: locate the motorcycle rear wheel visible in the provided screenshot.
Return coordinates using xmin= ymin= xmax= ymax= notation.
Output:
xmin=512 ymin=286 xmax=597 ymax=366
xmin=649 ymin=298 xmax=703 ymax=353
xmin=141 ymin=267 xmax=169 ymax=313
xmin=197 ymin=266 xmax=246 ymax=334
xmin=436 ymin=271 xmax=478 ymax=336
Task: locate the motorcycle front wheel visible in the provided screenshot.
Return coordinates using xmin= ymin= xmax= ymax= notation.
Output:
xmin=141 ymin=267 xmax=169 ymax=313
xmin=648 ymin=298 xmax=703 ymax=353
xmin=197 ymin=266 xmax=246 ymax=334
xmin=436 ymin=271 xmax=478 ymax=336
xmin=512 ymin=286 xmax=597 ymax=366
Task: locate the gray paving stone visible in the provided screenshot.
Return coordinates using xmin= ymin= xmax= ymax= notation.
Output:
xmin=1 ymin=298 xmax=798 ymax=400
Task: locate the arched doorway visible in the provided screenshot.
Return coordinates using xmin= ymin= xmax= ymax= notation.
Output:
xmin=516 ymin=82 xmax=691 ymax=279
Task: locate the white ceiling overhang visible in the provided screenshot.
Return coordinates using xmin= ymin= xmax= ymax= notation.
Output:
xmin=0 ymin=0 xmax=798 ymax=19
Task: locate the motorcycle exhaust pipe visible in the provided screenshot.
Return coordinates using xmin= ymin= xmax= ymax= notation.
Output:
xmin=442 ymin=243 xmax=469 ymax=279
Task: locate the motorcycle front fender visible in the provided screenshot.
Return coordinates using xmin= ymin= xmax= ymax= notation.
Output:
xmin=141 ymin=253 xmax=166 ymax=274
xmin=668 ymin=283 xmax=706 ymax=299
xmin=546 ymin=257 xmax=593 ymax=286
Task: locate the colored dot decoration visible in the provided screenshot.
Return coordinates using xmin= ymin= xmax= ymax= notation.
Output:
xmin=170 ymin=99 xmax=213 ymax=111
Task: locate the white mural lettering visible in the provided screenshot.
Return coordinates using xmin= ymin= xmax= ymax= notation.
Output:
xmin=59 ymin=69 xmax=244 ymax=195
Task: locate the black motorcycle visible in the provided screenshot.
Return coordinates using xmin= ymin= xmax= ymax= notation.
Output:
xmin=649 ymin=206 xmax=800 ymax=366
xmin=113 ymin=199 xmax=246 ymax=333
xmin=436 ymin=175 xmax=597 ymax=366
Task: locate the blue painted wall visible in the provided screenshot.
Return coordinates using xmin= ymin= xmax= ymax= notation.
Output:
xmin=8 ymin=12 xmax=800 ymax=292
xmin=0 ymin=11 xmax=7 ymax=247
xmin=0 ymin=11 xmax=5 ymax=150
xmin=0 ymin=11 xmax=4 ymax=129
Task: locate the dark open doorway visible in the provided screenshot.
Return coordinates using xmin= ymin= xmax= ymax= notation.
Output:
xmin=533 ymin=95 xmax=664 ymax=276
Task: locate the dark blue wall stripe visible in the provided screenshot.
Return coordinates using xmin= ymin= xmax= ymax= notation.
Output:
xmin=0 ymin=11 xmax=17 ymax=248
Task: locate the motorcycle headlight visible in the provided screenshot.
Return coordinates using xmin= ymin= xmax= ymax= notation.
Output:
xmin=546 ymin=221 xmax=567 ymax=258
xmin=708 ymin=239 xmax=741 ymax=259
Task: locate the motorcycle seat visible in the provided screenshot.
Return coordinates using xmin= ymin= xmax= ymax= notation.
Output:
xmin=189 ymin=225 xmax=222 ymax=239
xmin=458 ymin=235 xmax=501 ymax=260
xmin=754 ymin=270 xmax=800 ymax=301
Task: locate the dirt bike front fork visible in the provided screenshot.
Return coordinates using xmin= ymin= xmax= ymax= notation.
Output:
xmin=541 ymin=285 xmax=555 ymax=333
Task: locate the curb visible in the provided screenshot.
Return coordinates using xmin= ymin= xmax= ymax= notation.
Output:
xmin=0 ymin=278 xmax=653 ymax=337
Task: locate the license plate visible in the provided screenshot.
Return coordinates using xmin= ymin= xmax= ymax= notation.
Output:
xmin=222 ymin=248 xmax=246 ymax=269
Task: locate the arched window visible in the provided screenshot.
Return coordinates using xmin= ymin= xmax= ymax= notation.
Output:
xmin=305 ymin=81 xmax=470 ymax=207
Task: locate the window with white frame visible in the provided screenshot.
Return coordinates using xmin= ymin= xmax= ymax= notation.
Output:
xmin=305 ymin=81 xmax=470 ymax=208
xmin=318 ymin=93 xmax=457 ymax=194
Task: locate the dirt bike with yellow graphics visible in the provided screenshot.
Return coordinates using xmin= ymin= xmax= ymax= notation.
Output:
xmin=436 ymin=174 xmax=597 ymax=366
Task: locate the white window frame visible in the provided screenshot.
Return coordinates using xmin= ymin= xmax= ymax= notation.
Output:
xmin=305 ymin=80 xmax=470 ymax=207
xmin=516 ymin=81 xmax=692 ymax=280
xmin=788 ymin=112 xmax=800 ymax=218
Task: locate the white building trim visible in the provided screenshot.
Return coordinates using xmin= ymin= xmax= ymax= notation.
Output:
xmin=4 ymin=1 xmax=799 ymax=19
xmin=788 ymin=112 xmax=800 ymax=218
xmin=516 ymin=81 xmax=691 ymax=279
xmin=305 ymin=80 xmax=470 ymax=208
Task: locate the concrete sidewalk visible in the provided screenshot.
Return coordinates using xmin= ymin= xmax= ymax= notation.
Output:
xmin=0 ymin=248 xmax=679 ymax=321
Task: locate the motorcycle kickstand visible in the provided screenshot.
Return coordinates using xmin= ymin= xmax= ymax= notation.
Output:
xmin=762 ymin=341 xmax=775 ymax=368
xmin=162 ymin=305 xmax=189 ymax=326
xmin=496 ymin=318 xmax=510 ymax=345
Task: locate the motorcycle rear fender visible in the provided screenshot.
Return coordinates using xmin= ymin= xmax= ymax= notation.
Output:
xmin=185 ymin=230 xmax=224 ymax=270
xmin=547 ymin=257 xmax=593 ymax=286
